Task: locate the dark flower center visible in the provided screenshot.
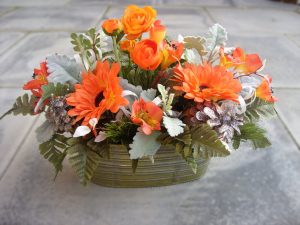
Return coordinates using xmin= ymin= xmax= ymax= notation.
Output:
xmin=200 ymin=85 xmax=209 ymax=90
xmin=95 ymin=92 xmax=104 ymax=106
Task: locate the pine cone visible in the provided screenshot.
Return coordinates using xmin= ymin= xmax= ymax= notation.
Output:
xmin=185 ymin=101 xmax=243 ymax=143
xmin=45 ymin=96 xmax=73 ymax=133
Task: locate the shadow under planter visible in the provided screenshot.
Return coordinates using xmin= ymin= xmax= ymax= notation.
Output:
xmin=92 ymin=145 xmax=210 ymax=188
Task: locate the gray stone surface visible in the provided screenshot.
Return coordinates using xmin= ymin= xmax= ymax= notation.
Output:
xmin=275 ymin=89 xmax=300 ymax=147
xmin=0 ymin=32 xmax=72 ymax=87
xmin=207 ymin=7 xmax=300 ymax=35
xmin=231 ymin=0 xmax=298 ymax=10
xmin=0 ymin=0 xmax=70 ymax=7
xmin=286 ymin=34 xmax=300 ymax=47
xmin=0 ymin=5 xmax=107 ymax=32
xmin=0 ymin=88 xmax=37 ymax=179
xmin=228 ymin=34 xmax=300 ymax=88
xmin=0 ymin=0 xmax=300 ymax=224
xmin=0 ymin=32 xmax=25 ymax=55
xmin=0 ymin=119 xmax=300 ymax=225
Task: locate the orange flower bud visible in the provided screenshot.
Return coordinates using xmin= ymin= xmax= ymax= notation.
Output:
xmin=120 ymin=39 xmax=136 ymax=53
xmin=150 ymin=20 xmax=166 ymax=44
xmin=256 ymin=76 xmax=277 ymax=102
xmin=161 ymin=40 xmax=184 ymax=69
xmin=122 ymin=5 xmax=156 ymax=40
xmin=131 ymin=39 xmax=163 ymax=71
xmin=102 ymin=19 xmax=123 ymax=36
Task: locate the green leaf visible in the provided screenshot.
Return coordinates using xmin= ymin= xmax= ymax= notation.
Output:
xmin=183 ymin=36 xmax=207 ymax=56
xmin=191 ymin=124 xmax=230 ymax=159
xmin=35 ymin=82 xmax=70 ymax=111
xmin=67 ymin=143 xmax=102 ymax=185
xmin=1 ymin=93 xmax=37 ymax=120
xmin=39 ymin=134 xmax=69 ymax=179
xmin=205 ymin=23 xmax=227 ymax=53
xmin=157 ymin=84 xmax=175 ymax=116
xmin=129 ymin=131 xmax=161 ymax=159
xmin=35 ymin=120 xmax=55 ymax=143
xmin=140 ymin=88 xmax=157 ymax=101
xmin=245 ymin=98 xmax=277 ymax=122
xmin=163 ymin=116 xmax=185 ymax=137
xmin=158 ymin=127 xmax=192 ymax=157
xmin=46 ymin=54 xmax=81 ymax=84
xmin=233 ymin=123 xmax=271 ymax=150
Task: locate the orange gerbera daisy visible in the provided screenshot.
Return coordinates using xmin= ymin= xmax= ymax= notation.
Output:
xmin=23 ymin=62 xmax=48 ymax=98
xmin=173 ymin=63 xmax=242 ymax=103
xmin=66 ymin=61 xmax=129 ymax=126
xmin=256 ymin=76 xmax=277 ymax=103
xmin=131 ymin=98 xmax=163 ymax=135
xmin=220 ymin=47 xmax=263 ymax=74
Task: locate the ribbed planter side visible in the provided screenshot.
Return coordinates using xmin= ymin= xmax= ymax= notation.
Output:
xmin=92 ymin=145 xmax=210 ymax=188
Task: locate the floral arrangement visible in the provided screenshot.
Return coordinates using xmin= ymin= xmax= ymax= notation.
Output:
xmin=1 ymin=5 xmax=277 ymax=185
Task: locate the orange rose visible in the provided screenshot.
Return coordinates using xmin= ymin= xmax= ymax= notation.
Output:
xmin=120 ymin=39 xmax=136 ymax=53
xmin=131 ymin=39 xmax=163 ymax=71
xmin=102 ymin=19 xmax=123 ymax=35
xmin=122 ymin=5 xmax=156 ymax=40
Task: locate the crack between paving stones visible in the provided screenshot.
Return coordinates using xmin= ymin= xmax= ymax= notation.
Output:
xmin=277 ymin=112 xmax=300 ymax=151
xmin=0 ymin=32 xmax=29 ymax=57
xmin=0 ymin=115 xmax=40 ymax=181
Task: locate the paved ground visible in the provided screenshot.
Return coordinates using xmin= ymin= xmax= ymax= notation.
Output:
xmin=0 ymin=0 xmax=300 ymax=225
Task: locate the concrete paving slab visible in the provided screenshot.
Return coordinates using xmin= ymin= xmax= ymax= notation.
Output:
xmin=231 ymin=0 xmax=298 ymax=10
xmin=0 ymin=32 xmax=25 ymax=55
xmin=162 ymin=0 xmax=232 ymax=7
xmin=0 ymin=32 xmax=73 ymax=87
xmin=274 ymin=88 xmax=300 ymax=147
xmin=206 ymin=7 xmax=300 ymax=35
xmin=0 ymin=118 xmax=299 ymax=225
xmin=227 ymin=34 xmax=300 ymax=88
xmin=0 ymin=0 xmax=70 ymax=7
xmin=0 ymin=6 xmax=15 ymax=15
xmin=0 ymin=5 xmax=107 ymax=32
xmin=286 ymin=34 xmax=300 ymax=47
xmin=0 ymin=88 xmax=37 ymax=180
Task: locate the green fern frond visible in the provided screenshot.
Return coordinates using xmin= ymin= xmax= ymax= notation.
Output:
xmin=233 ymin=123 xmax=271 ymax=150
xmin=0 ymin=93 xmax=37 ymax=120
xmin=39 ymin=134 xmax=69 ymax=179
xmin=191 ymin=124 xmax=230 ymax=159
xmin=245 ymin=98 xmax=277 ymax=122
xmin=67 ymin=143 xmax=102 ymax=186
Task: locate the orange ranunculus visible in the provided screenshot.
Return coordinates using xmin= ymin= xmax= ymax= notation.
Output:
xmin=173 ymin=63 xmax=242 ymax=103
xmin=220 ymin=47 xmax=263 ymax=74
xmin=66 ymin=61 xmax=129 ymax=125
xmin=122 ymin=5 xmax=156 ymax=40
xmin=256 ymin=76 xmax=277 ymax=103
xmin=120 ymin=39 xmax=136 ymax=53
xmin=23 ymin=62 xmax=49 ymax=98
xmin=102 ymin=19 xmax=123 ymax=35
xmin=150 ymin=20 xmax=166 ymax=44
xmin=131 ymin=39 xmax=163 ymax=71
xmin=161 ymin=40 xmax=184 ymax=69
xmin=131 ymin=98 xmax=163 ymax=135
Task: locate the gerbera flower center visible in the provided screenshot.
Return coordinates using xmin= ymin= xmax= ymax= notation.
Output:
xmin=95 ymin=92 xmax=104 ymax=106
xmin=199 ymin=85 xmax=209 ymax=90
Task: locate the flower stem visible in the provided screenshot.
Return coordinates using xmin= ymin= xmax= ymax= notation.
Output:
xmin=112 ymin=36 xmax=123 ymax=77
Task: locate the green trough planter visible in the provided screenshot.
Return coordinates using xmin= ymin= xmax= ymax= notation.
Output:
xmin=92 ymin=145 xmax=210 ymax=188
